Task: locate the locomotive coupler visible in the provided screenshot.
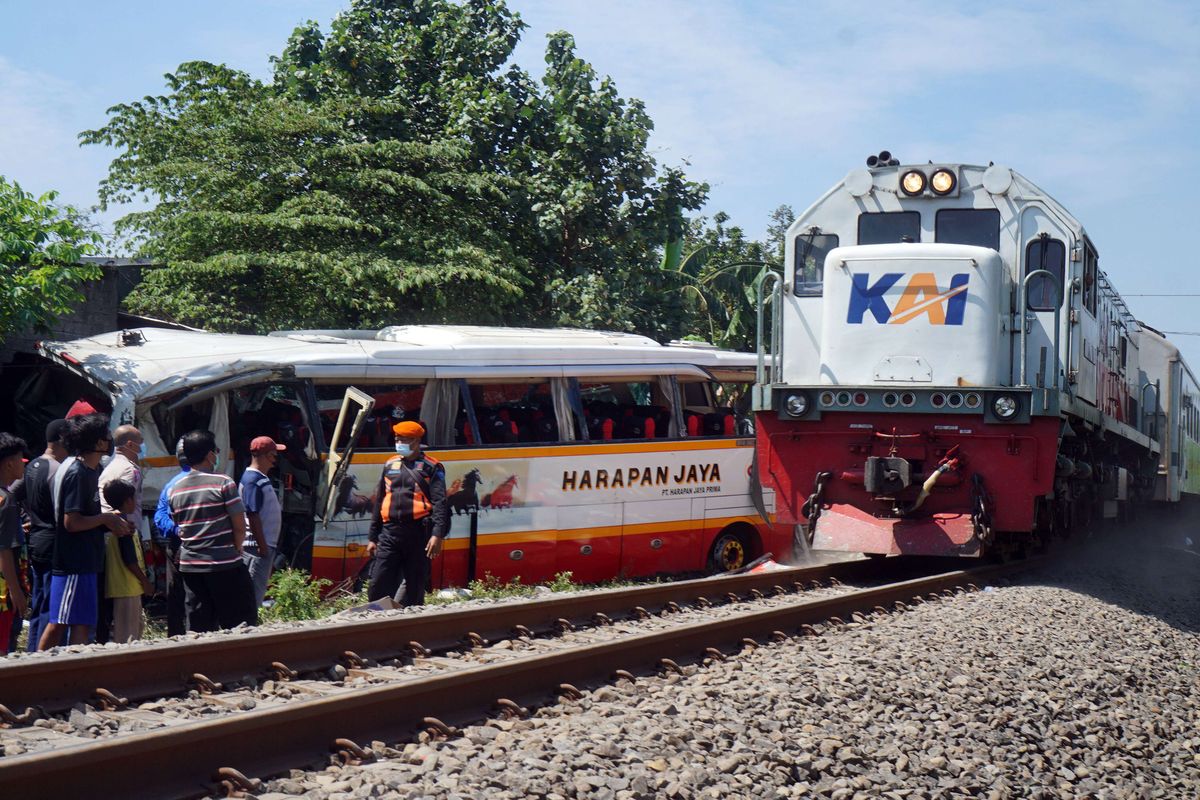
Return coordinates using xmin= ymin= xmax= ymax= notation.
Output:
xmin=864 ymin=456 xmax=911 ymax=494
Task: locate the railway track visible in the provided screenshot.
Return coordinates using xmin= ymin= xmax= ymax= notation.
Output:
xmin=0 ymin=556 xmax=1040 ymax=798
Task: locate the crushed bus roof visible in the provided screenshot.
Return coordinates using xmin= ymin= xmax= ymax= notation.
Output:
xmin=38 ymin=326 xmax=758 ymax=403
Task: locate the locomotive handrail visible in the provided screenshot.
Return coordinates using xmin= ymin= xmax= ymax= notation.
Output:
xmin=1018 ymin=269 xmax=1062 ymax=391
xmin=755 ymin=269 xmax=784 ymax=394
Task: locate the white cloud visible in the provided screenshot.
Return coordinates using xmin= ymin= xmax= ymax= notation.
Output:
xmin=0 ymin=57 xmax=119 ymax=230
xmin=515 ymin=0 xmax=1200 ymax=234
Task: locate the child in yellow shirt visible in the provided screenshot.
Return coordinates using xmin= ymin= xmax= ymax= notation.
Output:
xmin=101 ymin=479 xmax=151 ymax=642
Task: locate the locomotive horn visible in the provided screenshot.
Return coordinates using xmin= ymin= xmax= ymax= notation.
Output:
xmin=866 ymin=154 xmax=879 ymax=167
xmin=887 ymin=158 xmax=900 ymax=167
xmin=878 ymin=150 xmax=891 ymax=162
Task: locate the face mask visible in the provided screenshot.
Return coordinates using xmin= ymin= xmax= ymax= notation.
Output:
xmin=137 ymin=443 xmax=147 ymax=460
xmin=213 ymin=454 xmax=221 ymax=471
xmin=394 ymin=442 xmax=412 ymax=456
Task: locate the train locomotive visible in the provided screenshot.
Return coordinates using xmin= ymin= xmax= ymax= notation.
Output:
xmin=754 ymin=153 xmax=1200 ymax=558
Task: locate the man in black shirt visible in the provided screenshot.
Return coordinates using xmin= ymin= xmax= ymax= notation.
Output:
xmin=16 ymin=419 xmax=67 ymax=651
xmin=0 ymin=432 xmax=29 ymax=654
xmin=38 ymin=414 xmax=132 ymax=650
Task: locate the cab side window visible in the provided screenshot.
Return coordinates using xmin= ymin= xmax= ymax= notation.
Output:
xmin=1082 ymin=241 xmax=1098 ymax=316
xmin=1025 ymin=237 xmax=1065 ymax=311
xmin=793 ymin=231 xmax=838 ymax=296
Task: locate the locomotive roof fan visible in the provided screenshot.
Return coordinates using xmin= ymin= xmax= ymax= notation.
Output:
xmin=866 ymin=150 xmax=900 ymax=168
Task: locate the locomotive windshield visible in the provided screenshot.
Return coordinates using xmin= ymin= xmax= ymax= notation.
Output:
xmin=935 ymin=208 xmax=1000 ymax=251
xmin=793 ymin=232 xmax=838 ymax=296
xmin=858 ymin=211 xmax=920 ymax=245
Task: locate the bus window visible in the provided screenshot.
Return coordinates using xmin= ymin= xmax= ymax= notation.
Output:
xmin=578 ymin=379 xmax=672 ymax=440
xmin=151 ymin=397 xmax=214 ymax=452
xmin=231 ymin=384 xmax=316 ymax=460
xmin=680 ymin=379 xmax=740 ymax=437
xmin=468 ymin=381 xmax=558 ymax=444
xmin=314 ymin=383 xmax=426 ymax=450
xmin=228 ymin=383 xmax=321 ymax=539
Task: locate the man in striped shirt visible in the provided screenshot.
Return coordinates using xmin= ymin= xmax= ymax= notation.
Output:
xmin=168 ymin=430 xmax=257 ymax=632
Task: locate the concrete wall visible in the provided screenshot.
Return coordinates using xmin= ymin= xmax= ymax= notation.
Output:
xmin=0 ymin=259 xmax=149 ymax=366
xmin=0 ymin=259 xmax=152 ymax=437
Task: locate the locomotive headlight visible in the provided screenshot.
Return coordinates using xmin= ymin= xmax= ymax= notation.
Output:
xmin=992 ymin=394 xmax=1019 ymax=419
xmin=900 ymin=170 xmax=927 ymax=196
xmin=930 ymin=169 xmax=957 ymax=195
xmin=785 ymin=393 xmax=809 ymax=417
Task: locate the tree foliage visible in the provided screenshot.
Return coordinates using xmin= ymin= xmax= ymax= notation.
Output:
xmin=83 ymin=0 xmax=706 ymax=337
xmin=671 ymin=205 xmax=794 ymax=352
xmin=0 ymin=177 xmax=101 ymax=342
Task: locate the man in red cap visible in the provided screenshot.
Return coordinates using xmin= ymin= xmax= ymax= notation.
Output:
xmin=366 ymin=420 xmax=448 ymax=606
xmin=240 ymin=436 xmax=286 ymax=606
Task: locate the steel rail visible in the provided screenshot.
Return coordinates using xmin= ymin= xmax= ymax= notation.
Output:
xmin=0 ymin=558 xmax=901 ymax=714
xmin=0 ymin=560 xmax=1035 ymax=799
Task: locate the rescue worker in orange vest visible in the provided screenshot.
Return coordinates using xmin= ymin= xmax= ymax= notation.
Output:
xmin=366 ymin=420 xmax=448 ymax=606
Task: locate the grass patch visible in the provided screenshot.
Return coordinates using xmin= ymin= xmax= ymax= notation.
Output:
xmin=259 ymin=568 xmax=368 ymax=624
xmin=143 ymin=610 xmax=167 ymax=640
xmin=254 ymin=568 xmax=671 ymax=622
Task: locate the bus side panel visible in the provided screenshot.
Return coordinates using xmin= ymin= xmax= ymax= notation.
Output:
xmin=554 ymin=502 xmax=622 ymax=584
xmin=465 ymin=504 xmax=558 ymax=584
xmin=621 ymin=498 xmax=702 ymax=576
xmin=318 ymin=438 xmax=766 ymax=587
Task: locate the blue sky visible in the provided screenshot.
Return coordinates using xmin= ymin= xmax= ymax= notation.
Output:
xmin=2 ymin=0 xmax=1199 ymax=360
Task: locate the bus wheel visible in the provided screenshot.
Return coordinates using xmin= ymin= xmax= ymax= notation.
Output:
xmin=707 ymin=529 xmax=748 ymax=573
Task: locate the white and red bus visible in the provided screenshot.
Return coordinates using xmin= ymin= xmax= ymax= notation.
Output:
xmin=29 ymin=325 xmax=789 ymax=587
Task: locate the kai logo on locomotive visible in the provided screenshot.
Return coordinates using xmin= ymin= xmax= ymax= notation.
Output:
xmin=847 ymin=272 xmax=970 ymax=325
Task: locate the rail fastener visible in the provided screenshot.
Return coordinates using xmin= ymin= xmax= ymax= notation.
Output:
xmin=331 ymin=737 xmax=375 ymax=766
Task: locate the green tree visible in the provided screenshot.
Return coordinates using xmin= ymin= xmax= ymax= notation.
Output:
xmin=530 ymin=33 xmax=707 ymax=337
xmin=83 ymin=59 xmax=529 ymax=332
xmin=83 ymin=1 xmax=706 ymax=338
xmin=0 ymin=177 xmax=101 ymax=342
xmin=673 ymin=210 xmax=786 ymax=352
xmin=765 ymin=203 xmax=795 ymax=265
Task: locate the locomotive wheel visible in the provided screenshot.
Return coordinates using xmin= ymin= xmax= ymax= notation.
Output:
xmin=707 ymin=529 xmax=748 ymax=573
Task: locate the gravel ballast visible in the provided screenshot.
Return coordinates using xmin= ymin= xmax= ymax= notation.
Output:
xmin=247 ymin=542 xmax=1200 ymax=799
